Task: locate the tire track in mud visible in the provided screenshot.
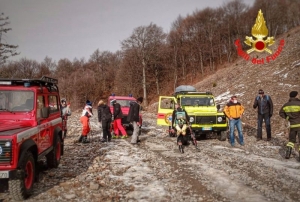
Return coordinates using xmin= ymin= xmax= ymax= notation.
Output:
xmin=140 ymin=127 xmax=300 ymax=202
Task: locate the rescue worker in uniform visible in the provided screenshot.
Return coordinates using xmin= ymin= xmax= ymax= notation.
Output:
xmin=279 ymin=91 xmax=300 ymax=159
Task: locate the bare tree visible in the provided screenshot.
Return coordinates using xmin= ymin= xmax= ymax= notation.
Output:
xmin=0 ymin=13 xmax=19 ymax=66
xmin=121 ymin=23 xmax=166 ymax=106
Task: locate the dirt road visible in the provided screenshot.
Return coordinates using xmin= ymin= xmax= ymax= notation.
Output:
xmin=1 ymin=112 xmax=300 ymax=202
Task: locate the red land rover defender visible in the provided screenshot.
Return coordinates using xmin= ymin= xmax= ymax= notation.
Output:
xmin=0 ymin=76 xmax=64 ymax=200
xmin=108 ymin=94 xmax=142 ymax=134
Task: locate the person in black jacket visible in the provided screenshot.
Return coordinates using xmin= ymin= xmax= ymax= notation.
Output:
xmin=127 ymin=97 xmax=143 ymax=144
xmin=97 ymin=100 xmax=112 ymax=142
xmin=253 ymin=89 xmax=273 ymax=141
xmin=111 ymin=99 xmax=127 ymax=139
xmin=279 ymin=91 xmax=300 ymax=159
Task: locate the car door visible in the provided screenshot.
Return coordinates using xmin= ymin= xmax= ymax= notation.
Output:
xmin=36 ymin=95 xmax=51 ymax=152
xmin=157 ymin=96 xmax=176 ymax=126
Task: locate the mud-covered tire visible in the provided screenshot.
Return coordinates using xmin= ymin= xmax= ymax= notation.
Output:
xmin=218 ymin=131 xmax=227 ymax=141
xmin=9 ymin=152 xmax=35 ymax=201
xmin=46 ymin=134 xmax=61 ymax=168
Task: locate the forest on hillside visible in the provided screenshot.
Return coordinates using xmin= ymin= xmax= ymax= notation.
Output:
xmin=1 ymin=0 xmax=300 ymax=109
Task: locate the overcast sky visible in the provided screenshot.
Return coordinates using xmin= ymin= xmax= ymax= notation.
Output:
xmin=1 ymin=0 xmax=255 ymax=63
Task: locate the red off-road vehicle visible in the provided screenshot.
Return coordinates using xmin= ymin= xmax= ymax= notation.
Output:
xmin=108 ymin=95 xmax=142 ymax=134
xmin=0 ymin=76 xmax=64 ymax=200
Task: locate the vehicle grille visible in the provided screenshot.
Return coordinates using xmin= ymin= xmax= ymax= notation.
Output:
xmin=0 ymin=140 xmax=12 ymax=164
xmin=195 ymin=116 xmax=216 ymax=124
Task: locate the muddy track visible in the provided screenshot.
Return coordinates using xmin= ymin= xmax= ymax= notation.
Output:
xmin=137 ymin=122 xmax=300 ymax=202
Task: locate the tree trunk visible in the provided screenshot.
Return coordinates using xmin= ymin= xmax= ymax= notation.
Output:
xmin=142 ymin=59 xmax=147 ymax=106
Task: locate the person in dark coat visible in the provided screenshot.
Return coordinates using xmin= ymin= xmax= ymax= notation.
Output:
xmin=111 ymin=99 xmax=127 ymax=138
xmin=97 ymin=100 xmax=112 ymax=142
xmin=127 ymin=97 xmax=143 ymax=144
xmin=253 ymin=89 xmax=273 ymax=141
xmin=279 ymin=91 xmax=300 ymax=159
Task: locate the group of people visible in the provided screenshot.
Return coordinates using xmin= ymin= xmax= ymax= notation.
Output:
xmin=97 ymin=97 xmax=143 ymax=144
xmin=169 ymin=89 xmax=300 ymax=160
xmin=70 ymin=97 xmax=143 ymax=144
xmin=224 ymin=89 xmax=300 ymax=160
xmin=60 ymin=89 xmax=300 ymax=160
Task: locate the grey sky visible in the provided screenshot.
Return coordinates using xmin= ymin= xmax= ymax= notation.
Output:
xmin=1 ymin=0 xmax=255 ymax=63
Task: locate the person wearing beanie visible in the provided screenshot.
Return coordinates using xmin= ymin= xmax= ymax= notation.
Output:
xmin=127 ymin=97 xmax=143 ymax=144
xmin=78 ymin=105 xmax=92 ymax=143
xmin=253 ymin=89 xmax=274 ymax=141
xmin=279 ymin=91 xmax=300 ymax=160
xmin=111 ymin=99 xmax=127 ymax=139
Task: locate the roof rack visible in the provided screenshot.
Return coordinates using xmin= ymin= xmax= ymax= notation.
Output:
xmin=174 ymin=91 xmax=212 ymax=96
xmin=0 ymin=76 xmax=58 ymax=86
xmin=0 ymin=76 xmax=59 ymax=92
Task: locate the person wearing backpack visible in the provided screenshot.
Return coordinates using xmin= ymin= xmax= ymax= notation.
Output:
xmin=253 ymin=89 xmax=274 ymax=141
xmin=98 ymin=100 xmax=112 ymax=142
xmin=171 ymin=102 xmax=190 ymax=152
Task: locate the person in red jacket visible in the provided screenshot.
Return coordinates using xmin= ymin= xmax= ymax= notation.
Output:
xmin=78 ymin=103 xmax=93 ymax=143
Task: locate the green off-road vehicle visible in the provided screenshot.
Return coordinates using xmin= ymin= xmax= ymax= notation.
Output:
xmin=157 ymin=85 xmax=227 ymax=141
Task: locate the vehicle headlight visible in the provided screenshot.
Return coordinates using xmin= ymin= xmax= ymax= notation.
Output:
xmin=217 ymin=117 xmax=223 ymax=122
xmin=5 ymin=141 xmax=11 ymax=147
xmin=189 ymin=117 xmax=194 ymax=123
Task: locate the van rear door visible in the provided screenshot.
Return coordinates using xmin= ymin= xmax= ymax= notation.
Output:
xmin=157 ymin=96 xmax=176 ymax=126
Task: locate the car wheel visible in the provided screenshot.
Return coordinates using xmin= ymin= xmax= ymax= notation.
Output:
xmin=218 ymin=131 xmax=227 ymax=141
xmin=9 ymin=151 xmax=35 ymax=200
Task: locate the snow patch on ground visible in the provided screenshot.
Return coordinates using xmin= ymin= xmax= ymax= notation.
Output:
xmin=186 ymin=158 xmax=268 ymax=202
xmin=103 ymin=140 xmax=169 ymax=201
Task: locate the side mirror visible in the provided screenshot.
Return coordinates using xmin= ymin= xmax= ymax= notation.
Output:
xmin=41 ymin=107 xmax=50 ymax=118
xmin=217 ymin=104 xmax=220 ymax=111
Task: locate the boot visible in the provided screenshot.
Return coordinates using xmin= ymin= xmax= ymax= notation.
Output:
xmin=78 ymin=135 xmax=83 ymax=142
xmin=285 ymin=146 xmax=292 ymax=159
xmin=100 ymin=138 xmax=107 ymax=143
xmin=82 ymin=136 xmax=90 ymax=143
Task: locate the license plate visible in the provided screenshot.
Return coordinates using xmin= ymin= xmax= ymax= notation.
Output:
xmin=202 ymin=127 xmax=212 ymax=131
xmin=0 ymin=171 xmax=9 ymax=179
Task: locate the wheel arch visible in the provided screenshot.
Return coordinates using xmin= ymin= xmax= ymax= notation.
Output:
xmin=18 ymin=139 xmax=38 ymax=168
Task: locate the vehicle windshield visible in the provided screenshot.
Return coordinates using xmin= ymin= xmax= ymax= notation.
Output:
xmin=0 ymin=90 xmax=34 ymax=112
xmin=181 ymin=96 xmax=215 ymax=107
xmin=110 ymin=99 xmax=133 ymax=107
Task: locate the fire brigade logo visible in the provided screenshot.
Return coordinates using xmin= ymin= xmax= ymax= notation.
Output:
xmin=244 ymin=9 xmax=274 ymax=54
xmin=235 ymin=9 xmax=285 ymax=64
